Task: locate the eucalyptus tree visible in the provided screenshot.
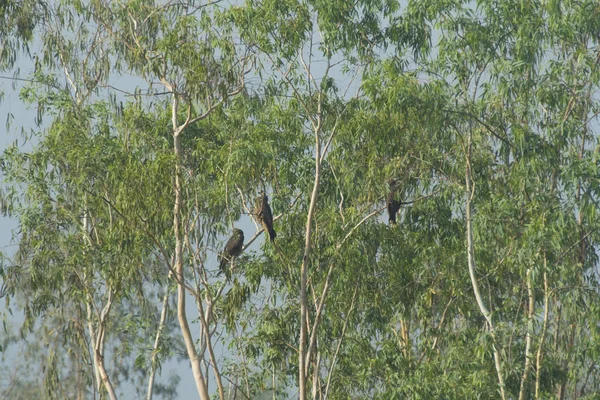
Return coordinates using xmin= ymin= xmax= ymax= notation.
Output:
xmin=363 ymin=0 xmax=600 ymax=398
xmin=228 ymin=0 xmax=452 ymax=398
xmin=429 ymin=1 xmax=600 ymax=398
xmin=2 ymin=0 xmax=250 ymax=399
xmin=228 ymin=0 xmax=600 ymax=399
xmin=2 ymin=0 xmax=600 ymax=399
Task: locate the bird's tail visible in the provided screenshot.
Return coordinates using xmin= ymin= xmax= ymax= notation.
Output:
xmin=218 ymin=257 xmax=228 ymax=275
xmin=268 ymin=226 xmax=277 ymax=242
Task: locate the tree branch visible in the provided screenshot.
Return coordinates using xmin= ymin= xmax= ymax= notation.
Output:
xmin=323 ymin=282 xmax=359 ymax=399
xmin=518 ymin=267 xmax=535 ymax=400
xmin=535 ymin=260 xmax=549 ymax=399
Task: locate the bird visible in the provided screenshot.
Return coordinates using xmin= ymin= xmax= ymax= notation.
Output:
xmin=387 ymin=178 xmax=401 ymax=225
xmin=256 ymin=192 xmax=276 ymax=242
xmin=219 ymin=228 xmax=244 ymax=276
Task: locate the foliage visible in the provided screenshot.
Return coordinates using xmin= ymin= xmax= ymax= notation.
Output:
xmin=1 ymin=0 xmax=600 ymax=399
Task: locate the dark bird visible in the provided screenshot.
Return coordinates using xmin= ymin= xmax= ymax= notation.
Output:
xmin=256 ymin=192 xmax=276 ymax=242
xmin=219 ymin=228 xmax=244 ymax=275
xmin=387 ymin=178 xmax=401 ymax=225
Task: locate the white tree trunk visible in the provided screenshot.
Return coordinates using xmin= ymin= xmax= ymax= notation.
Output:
xmin=465 ymin=135 xmax=507 ymax=400
xmin=299 ymin=112 xmax=323 ymax=400
xmin=171 ymin=93 xmax=211 ymax=400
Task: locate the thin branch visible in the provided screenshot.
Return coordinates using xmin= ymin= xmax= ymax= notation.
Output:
xmin=304 ymin=261 xmax=334 ymax=374
xmin=416 ymin=296 xmax=454 ymax=366
xmin=319 ymin=115 xmax=342 ymax=165
xmin=518 ymin=267 xmax=535 ymax=400
xmin=92 ymin=289 xmax=118 ymax=400
xmin=0 ymin=75 xmax=62 ymax=91
xmin=196 ymin=283 xmax=226 ymax=400
xmin=338 ymin=206 xmax=385 ymax=249
xmin=236 ymin=186 xmax=260 ymax=230
xmin=323 ymin=282 xmax=359 ymax=399
xmin=261 ymin=50 xmax=316 ymax=129
xmin=146 ymin=278 xmax=172 ymax=400
xmin=57 ymin=46 xmax=80 ymax=104
xmin=187 ymin=85 xmax=243 ymax=126
xmin=329 ymin=164 xmax=345 ymax=225
xmin=447 ymin=109 xmax=511 ymax=147
xmin=86 ymin=302 xmax=101 ymax=396
xmin=535 ymin=261 xmax=550 ymax=399
xmin=298 ymin=50 xmax=330 ymax=400
xmin=556 ymin=230 xmax=593 ymax=263
xmin=339 ymin=189 xmax=439 ymax=233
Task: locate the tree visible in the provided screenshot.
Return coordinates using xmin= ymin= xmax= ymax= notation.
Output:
xmin=2 ymin=0 xmax=600 ymax=399
xmin=3 ymin=1 xmax=249 ymax=399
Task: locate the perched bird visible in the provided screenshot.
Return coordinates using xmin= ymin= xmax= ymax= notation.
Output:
xmin=387 ymin=178 xmax=401 ymax=225
xmin=219 ymin=228 xmax=244 ymax=275
xmin=256 ymin=192 xmax=276 ymax=242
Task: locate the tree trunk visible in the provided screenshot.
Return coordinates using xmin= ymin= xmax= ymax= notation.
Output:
xmin=465 ymin=131 xmax=507 ymax=400
xmin=172 ymin=95 xmax=211 ymax=399
xmin=299 ymin=115 xmax=322 ymax=400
